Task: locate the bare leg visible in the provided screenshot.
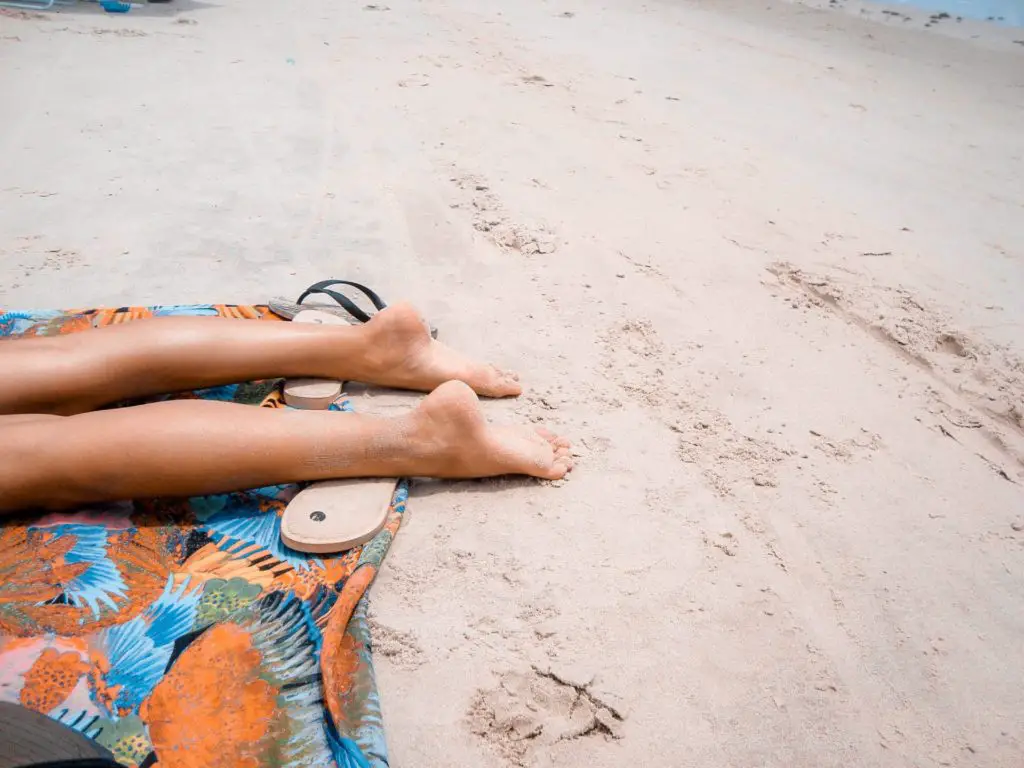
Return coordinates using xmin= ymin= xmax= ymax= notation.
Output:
xmin=0 ymin=303 xmax=521 ymax=416
xmin=0 ymin=414 xmax=63 ymax=427
xmin=0 ymin=382 xmax=571 ymax=512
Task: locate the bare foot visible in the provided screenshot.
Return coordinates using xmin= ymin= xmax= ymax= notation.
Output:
xmin=358 ymin=303 xmax=522 ymax=397
xmin=405 ymin=381 xmax=571 ymax=480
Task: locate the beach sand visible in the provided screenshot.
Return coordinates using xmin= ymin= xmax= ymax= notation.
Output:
xmin=2 ymin=0 xmax=1023 ymax=764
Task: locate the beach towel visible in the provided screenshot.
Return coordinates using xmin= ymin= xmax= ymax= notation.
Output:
xmin=0 ymin=304 xmax=404 ymax=768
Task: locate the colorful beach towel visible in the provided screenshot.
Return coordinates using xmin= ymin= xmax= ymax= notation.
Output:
xmin=0 ymin=304 xmax=404 ymax=768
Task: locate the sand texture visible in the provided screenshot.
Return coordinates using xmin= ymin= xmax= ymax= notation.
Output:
xmin=2 ymin=0 xmax=1023 ymax=764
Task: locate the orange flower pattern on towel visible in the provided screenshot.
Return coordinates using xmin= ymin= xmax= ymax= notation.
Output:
xmin=142 ymin=623 xmax=278 ymax=768
xmin=20 ymin=648 xmax=90 ymax=714
xmin=0 ymin=304 xmax=404 ymax=768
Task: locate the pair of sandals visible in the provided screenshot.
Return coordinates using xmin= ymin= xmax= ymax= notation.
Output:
xmin=270 ymin=280 xmax=419 ymax=555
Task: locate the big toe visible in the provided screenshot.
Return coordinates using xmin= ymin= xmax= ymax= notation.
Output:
xmin=527 ymin=437 xmax=573 ymax=480
xmin=470 ymin=365 xmax=523 ymax=398
xmin=545 ymin=454 xmax=573 ymax=480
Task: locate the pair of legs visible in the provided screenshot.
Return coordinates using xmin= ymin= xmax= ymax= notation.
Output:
xmin=0 ymin=304 xmax=571 ymax=512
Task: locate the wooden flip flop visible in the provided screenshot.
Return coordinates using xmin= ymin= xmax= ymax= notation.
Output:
xmin=269 ymin=277 xmax=437 ymax=337
xmin=280 ymin=478 xmax=395 ymax=553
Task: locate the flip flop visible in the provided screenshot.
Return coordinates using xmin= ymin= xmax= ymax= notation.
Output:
xmin=269 ymin=278 xmax=438 ymax=338
xmin=280 ymin=478 xmax=395 ymax=553
xmin=269 ymin=279 xmax=386 ymax=327
xmin=295 ymin=279 xmax=388 ymax=324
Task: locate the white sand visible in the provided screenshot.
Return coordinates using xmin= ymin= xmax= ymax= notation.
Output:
xmin=2 ymin=0 xmax=1024 ymax=764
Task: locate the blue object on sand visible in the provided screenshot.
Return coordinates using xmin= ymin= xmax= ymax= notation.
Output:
xmin=100 ymin=0 xmax=131 ymax=10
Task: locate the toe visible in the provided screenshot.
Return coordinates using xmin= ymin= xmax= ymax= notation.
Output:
xmin=470 ymin=366 xmax=522 ymax=398
xmin=547 ymin=456 xmax=572 ymax=479
xmin=494 ymin=369 xmax=523 ymax=397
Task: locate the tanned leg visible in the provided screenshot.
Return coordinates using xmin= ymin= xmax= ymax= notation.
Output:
xmin=0 ymin=303 xmax=520 ymax=416
xmin=0 ymin=382 xmax=571 ymax=512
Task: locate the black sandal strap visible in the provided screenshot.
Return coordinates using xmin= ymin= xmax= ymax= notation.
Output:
xmin=296 ymin=280 xmax=388 ymax=324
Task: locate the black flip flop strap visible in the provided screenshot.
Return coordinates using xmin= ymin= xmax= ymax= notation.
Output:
xmin=296 ymin=280 xmax=387 ymax=324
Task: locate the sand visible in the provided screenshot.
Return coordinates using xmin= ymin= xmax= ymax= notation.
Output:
xmin=2 ymin=0 xmax=1023 ymax=765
